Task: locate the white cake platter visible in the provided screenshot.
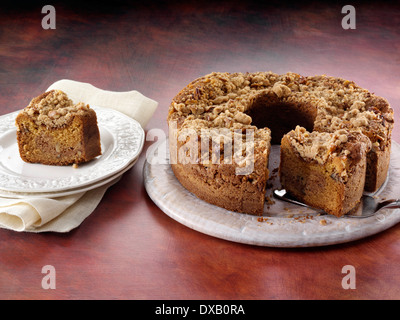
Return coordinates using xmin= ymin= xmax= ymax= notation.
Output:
xmin=144 ymin=138 xmax=400 ymax=247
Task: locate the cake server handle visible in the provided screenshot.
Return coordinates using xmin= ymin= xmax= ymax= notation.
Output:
xmin=375 ymin=198 xmax=400 ymax=211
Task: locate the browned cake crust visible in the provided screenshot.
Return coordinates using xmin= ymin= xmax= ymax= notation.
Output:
xmin=16 ymin=90 xmax=101 ymax=166
xmin=170 ymin=126 xmax=271 ymax=215
xmin=280 ymin=127 xmax=370 ymax=217
xmin=168 ymin=72 xmax=394 ymax=216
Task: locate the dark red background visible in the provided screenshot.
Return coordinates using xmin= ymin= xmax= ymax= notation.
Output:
xmin=0 ymin=0 xmax=399 ymax=299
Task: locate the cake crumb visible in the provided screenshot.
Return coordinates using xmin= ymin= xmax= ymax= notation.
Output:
xmin=72 ymin=163 xmax=79 ymax=169
xmin=293 ymin=213 xmax=314 ymax=223
xmin=319 ymin=219 xmax=327 ymax=226
xmin=265 ymin=195 xmax=275 ymax=205
xmin=257 ymin=217 xmax=273 ymax=225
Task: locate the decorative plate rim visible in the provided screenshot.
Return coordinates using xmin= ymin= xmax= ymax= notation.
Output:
xmin=0 ymin=157 xmax=138 ymax=199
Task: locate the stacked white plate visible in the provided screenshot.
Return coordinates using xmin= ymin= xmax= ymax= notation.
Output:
xmin=0 ymin=106 xmax=144 ymax=198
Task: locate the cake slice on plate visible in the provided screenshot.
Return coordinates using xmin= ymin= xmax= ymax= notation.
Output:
xmin=16 ymin=90 xmax=101 ymax=166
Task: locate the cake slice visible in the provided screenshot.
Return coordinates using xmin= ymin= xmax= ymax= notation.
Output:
xmin=279 ymin=126 xmax=370 ymax=217
xmin=16 ymin=90 xmax=101 ymax=166
xmin=170 ymin=125 xmax=271 ymax=215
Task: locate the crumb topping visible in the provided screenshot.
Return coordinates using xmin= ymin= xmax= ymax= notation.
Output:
xmin=23 ymin=90 xmax=92 ymax=128
xmin=168 ymin=72 xmax=393 ymax=154
xmin=286 ymin=126 xmax=371 ymax=166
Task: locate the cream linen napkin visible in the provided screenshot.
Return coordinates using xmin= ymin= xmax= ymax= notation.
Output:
xmin=47 ymin=80 xmax=158 ymax=128
xmin=0 ymin=80 xmax=158 ymax=232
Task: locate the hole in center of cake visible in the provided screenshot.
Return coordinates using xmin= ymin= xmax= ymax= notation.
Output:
xmin=246 ymin=97 xmax=317 ymax=145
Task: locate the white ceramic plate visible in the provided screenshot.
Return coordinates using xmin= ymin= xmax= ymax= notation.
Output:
xmin=0 ymin=157 xmax=138 ymax=199
xmin=144 ymin=139 xmax=400 ymax=247
xmin=0 ymin=106 xmax=144 ymax=193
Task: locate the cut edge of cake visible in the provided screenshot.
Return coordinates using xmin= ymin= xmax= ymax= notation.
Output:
xmin=280 ymin=126 xmax=371 ymax=217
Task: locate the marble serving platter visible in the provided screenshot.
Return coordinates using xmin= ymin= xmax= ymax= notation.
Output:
xmin=144 ymin=139 xmax=400 ymax=247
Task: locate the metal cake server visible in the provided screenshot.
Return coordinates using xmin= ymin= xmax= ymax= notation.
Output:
xmin=273 ymin=189 xmax=400 ymax=218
